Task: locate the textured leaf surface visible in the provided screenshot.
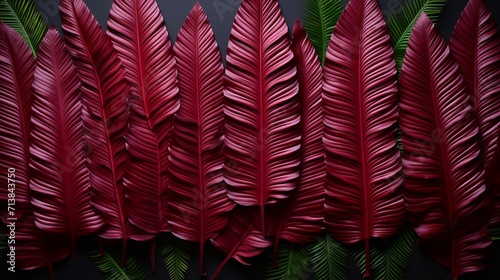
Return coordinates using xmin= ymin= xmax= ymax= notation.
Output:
xmin=266 ymin=243 xmax=309 ymax=280
xmin=91 ymin=251 xmax=146 ymax=280
xmin=107 ymin=0 xmax=179 ymax=240
xmin=449 ymin=0 xmax=500 ymax=228
xmin=224 ymin=0 xmax=301 ymax=235
xmin=161 ymin=234 xmax=192 ymax=280
xmin=309 ymin=233 xmax=349 ymax=280
xmin=303 ymin=0 xmax=343 ymax=64
xmin=169 ymin=3 xmax=234 ymax=275
xmin=0 ymin=0 xmax=46 ymax=55
xmin=0 ymin=22 xmax=34 ymax=211
xmin=323 ymin=0 xmax=405 ymax=276
xmin=387 ymin=0 xmax=446 ymax=72
xmin=399 ymin=13 xmax=491 ymax=279
xmin=30 ymin=27 xmax=104 ymax=250
xmin=210 ymin=208 xmax=272 ymax=280
xmin=60 ymin=0 xmax=134 ymax=258
xmin=352 ymin=225 xmax=417 ymax=280
xmin=267 ymin=20 xmax=324 ymax=248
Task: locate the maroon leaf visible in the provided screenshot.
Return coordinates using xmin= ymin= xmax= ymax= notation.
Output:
xmin=449 ymin=0 xmax=500 ymax=228
xmin=267 ymin=20 xmax=324 ymax=260
xmin=322 ymin=0 xmax=405 ymax=276
xmin=107 ymin=0 xmax=179 ymax=243
xmin=168 ymin=3 xmax=234 ymax=276
xmin=210 ymin=207 xmax=272 ymax=280
xmin=60 ymin=0 xmax=134 ymax=263
xmin=223 ymin=0 xmax=301 ymax=235
xmin=30 ymin=27 xmax=105 ymax=253
xmin=0 ymin=23 xmax=34 ymax=212
xmin=0 ymin=23 xmax=70 ymax=279
xmin=399 ymin=13 xmax=491 ymax=279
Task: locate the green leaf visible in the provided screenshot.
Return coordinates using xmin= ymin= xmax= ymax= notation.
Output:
xmin=0 ymin=0 xmax=47 ymax=55
xmin=90 ymin=251 xmax=146 ymax=280
xmin=351 ymin=226 xmax=417 ymax=280
xmin=304 ymin=0 xmax=343 ymax=65
xmin=266 ymin=242 xmax=310 ymax=280
xmin=489 ymin=228 xmax=500 ymax=241
xmin=386 ymin=0 xmax=446 ymax=72
xmin=309 ymin=233 xmax=349 ymax=280
xmin=161 ymin=235 xmax=192 ymax=280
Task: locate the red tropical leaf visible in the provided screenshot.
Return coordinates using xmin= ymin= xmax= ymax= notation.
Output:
xmin=399 ymin=13 xmax=491 ymax=279
xmin=210 ymin=207 xmax=272 ymax=280
xmin=168 ymin=3 xmax=234 ymax=276
xmin=30 ymin=27 xmax=105 ymax=253
xmin=0 ymin=23 xmax=34 ymax=212
xmin=322 ymin=0 xmax=405 ymax=276
xmin=0 ymin=23 xmax=70 ymax=279
xmin=107 ymin=0 xmax=179 ymax=240
xmin=223 ymin=0 xmax=301 ymax=235
xmin=449 ymin=0 xmax=500 ymax=228
xmin=60 ymin=0 xmax=134 ymax=263
xmin=267 ymin=19 xmax=324 ymax=259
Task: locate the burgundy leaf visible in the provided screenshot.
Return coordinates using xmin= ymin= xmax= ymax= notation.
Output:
xmin=0 ymin=23 xmax=34 ymax=212
xmin=60 ymin=0 xmax=135 ymax=263
xmin=30 ymin=27 xmax=105 ymax=253
xmin=267 ymin=20 xmax=324 ymax=258
xmin=0 ymin=23 xmax=70 ymax=279
xmin=168 ymin=3 xmax=234 ymax=276
xmin=223 ymin=0 xmax=301 ymax=235
xmin=449 ymin=0 xmax=500 ymax=228
xmin=322 ymin=0 xmax=405 ymax=276
xmin=107 ymin=0 xmax=179 ymax=243
xmin=399 ymin=13 xmax=491 ymax=279
xmin=210 ymin=207 xmax=272 ymax=280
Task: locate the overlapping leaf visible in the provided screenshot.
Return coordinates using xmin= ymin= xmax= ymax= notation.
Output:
xmin=267 ymin=20 xmax=324 ymax=252
xmin=322 ymin=0 xmax=405 ymax=276
xmin=30 ymin=27 xmax=104 ymax=252
xmin=309 ymin=233 xmax=349 ymax=280
xmin=107 ymin=0 xmax=179 ymax=241
xmin=449 ymin=0 xmax=500 ymax=228
xmin=161 ymin=234 xmax=193 ymax=280
xmin=266 ymin=242 xmax=309 ymax=280
xmin=60 ymin=0 xmax=134 ymax=262
xmin=168 ymin=3 xmax=234 ymax=276
xmin=91 ymin=251 xmax=146 ymax=280
xmin=399 ymin=13 xmax=491 ymax=279
xmin=223 ymin=0 xmax=301 ymax=235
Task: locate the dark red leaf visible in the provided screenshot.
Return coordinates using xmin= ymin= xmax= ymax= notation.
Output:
xmin=449 ymin=0 xmax=500 ymax=228
xmin=267 ymin=20 xmax=324 ymax=258
xmin=322 ymin=0 xmax=405 ymax=276
xmin=0 ymin=23 xmax=70 ymax=279
xmin=168 ymin=3 xmax=234 ymax=276
xmin=107 ymin=0 xmax=179 ymax=242
xmin=223 ymin=0 xmax=301 ymax=235
xmin=60 ymin=0 xmax=135 ymax=263
xmin=30 ymin=27 xmax=105 ymax=253
xmin=210 ymin=207 xmax=272 ymax=280
xmin=400 ymin=13 xmax=491 ymax=279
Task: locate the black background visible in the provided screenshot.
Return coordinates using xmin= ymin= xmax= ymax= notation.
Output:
xmin=2 ymin=0 xmax=500 ymax=279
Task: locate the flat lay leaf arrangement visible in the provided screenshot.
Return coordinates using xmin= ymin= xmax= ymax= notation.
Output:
xmin=0 ymin=0 xmax=499 ymax=280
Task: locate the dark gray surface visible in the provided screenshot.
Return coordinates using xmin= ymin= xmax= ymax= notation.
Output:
xmin=2 ymin=0 xmax=500 ymax=279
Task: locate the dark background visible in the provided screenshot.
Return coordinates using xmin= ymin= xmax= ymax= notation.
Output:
xmin=1 ymin=0 xmax=500 ymax=279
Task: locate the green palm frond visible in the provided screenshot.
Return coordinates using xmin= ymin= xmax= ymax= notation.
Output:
xmin=489 ymin=228 xmax=500 ymax=241
xmin=161 ymin=235 xmax=192 ymax=280
xmin=351 ymin=226 xmax=417 ymax=280
xmin=304 ymin=0 xmax=343 ymax=65
xmin=387 ymin=0 xmax=446 ymax=72
xmin=90 ymin=251 xmax=146 ymax=280
xmin=309 ymin=233 xmax=349 ymax=280
xmin=266 ymin=243 xmax=310 ymax=280
xmin=0 ymin=0 xmax=47 ymax=55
